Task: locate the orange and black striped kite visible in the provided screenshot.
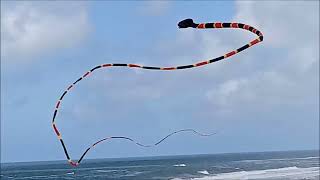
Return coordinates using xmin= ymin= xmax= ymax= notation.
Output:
xmin=52 ymin=19 xmax=263 ymax=167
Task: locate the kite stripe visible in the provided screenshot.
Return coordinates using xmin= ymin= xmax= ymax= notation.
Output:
xmin=143 ymin=66 xmax=161 ymax=70
xmin=113 ymin=63 xmax=127 ymax=67
xmin=78 ymin=148 xmax=90 ymax=164
xmin=177 ymin=65 xmax=194 ymax=69
xmin=52 ymin=18 xmax=263 ymax=166
xmin=91 ymin=65 xmax=102 ymax=72
xmin=209 ymin=56 xmax=225 ymax=63
xmin=60 ymin=139 xmax=70 ymax=160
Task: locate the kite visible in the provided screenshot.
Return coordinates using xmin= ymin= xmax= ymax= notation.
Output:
xmin=52 ymin=19 xmax=264 ymax=167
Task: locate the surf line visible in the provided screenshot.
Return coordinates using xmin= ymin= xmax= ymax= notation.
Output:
xmin=51 ymin=19 xmax=264 ymax=167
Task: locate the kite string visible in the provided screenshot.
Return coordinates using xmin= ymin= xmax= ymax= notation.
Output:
xmin=52 ymin=18 xmax=263 ymax=167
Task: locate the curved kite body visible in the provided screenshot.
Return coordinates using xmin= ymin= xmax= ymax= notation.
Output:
xmin=52 ymin=19 xmax=263 ymax=167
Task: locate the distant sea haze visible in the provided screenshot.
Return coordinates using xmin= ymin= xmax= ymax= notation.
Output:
xmin=1 ymin=150 xmax=319 ymax=180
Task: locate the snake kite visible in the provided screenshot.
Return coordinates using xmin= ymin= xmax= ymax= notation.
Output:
xmin=52 ymin=19 xmax=264 ymax=167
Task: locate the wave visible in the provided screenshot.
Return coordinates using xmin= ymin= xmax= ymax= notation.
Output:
xmin=192 ymin=166 xmax=320 ymax=180
xmin=95 ymin=169 xmax=119 ymax=173
xmin=94 ymin=169 xmax=145 ymax=177
xmin=237 ymin=156 xmax=320 ymax=163
xmin=174 ymin=164 xmax=187 ymax=167
xmin=7 ymin=175 xmax=53 ymax=179
xmin=3 ymin=164 xmax=162 ymax=174
xmin=121 ymin=171 xmax=144 ymax=177
xmin=198 ymin=170 xmax=210 ymax=175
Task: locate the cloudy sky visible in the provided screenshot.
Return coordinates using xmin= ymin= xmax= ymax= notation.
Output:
xmin=1 ymin=1 xmax=319 ymax=163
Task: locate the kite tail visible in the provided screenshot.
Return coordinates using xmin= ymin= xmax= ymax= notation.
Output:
xmin=52 ymin=18 xmax=263 ymax=167
xmin=70 ymin=129 xmax=217 ymax=166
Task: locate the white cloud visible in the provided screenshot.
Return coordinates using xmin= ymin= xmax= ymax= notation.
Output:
xmin=233 ymin=1 xmax=319 ymax=72
xmin=206 ymin=78 xmax=249 ymax=107
xmin=53 ymin=1 xmax=318 ymax=129
xmin=1 ymin=2 xmax=91 ymax=63
xmin=202 ymin=1 xmax=319 ymax=111
xmin=205 ymin=70 xmax=308 ymax=109
xmin=139 ymin=1 xmax=171 ymax=16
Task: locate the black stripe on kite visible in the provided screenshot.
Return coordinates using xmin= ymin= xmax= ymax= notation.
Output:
xmin=205 ymin=23 xmax=214 ymax=28
xmin=209 ymin=56 xmax=225 ymax=63
xmin=237 ymin=44 xmax=250 ymax=53
xmin=113 ymin=64 xmax=127 ymax=66
xmin=237 ymin=23 xmax=244 ymax=28
xmin=59 ymin=91 xmax=67 ymax=100
xmin=73 ymin=77 xmax=82 ymax=85
xmin=222 ymin=23 xmax=231 ymax=27
xmin=60 ymin=139 xmax=70 ymax=160
xmin=90 ymin=65 xmax=102 ymax=72
xmin=259 ymin=36 xmax=263 ymax=41
xmin=52 ymin=110 xmax=57 ymax=122
xmin=177 ymin=65 xmax=194 ymax=69
xmin=78 ymin=148 xmax=90 ymax=164
xmin=142 ymin=66 xmax=161 ymax=70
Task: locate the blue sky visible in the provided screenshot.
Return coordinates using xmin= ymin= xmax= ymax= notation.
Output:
xmin=1 ymin=1 xmax=319 ymax=163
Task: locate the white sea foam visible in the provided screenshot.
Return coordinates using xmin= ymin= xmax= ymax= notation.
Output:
xmin=174 ymin=164 xmax=187 ymax=167
xmin=198 ymin=170 xmax=210 ymax=175
xmin=122 ymin=171 xmax=144 ymax=177
xmin=192 ymin=166 xmax=320 ymax=180
xmin=66 ymin=171 xmax=74 ymax=175
xmin=96 ymin=169 xmax=120 ymax=173
xmin=2 ymin=164 xmax=162 ymax=174
xmin=12 ymin=175 xmax=51 ymax=179
xmin=238 ymin=156 xmax=320 ymax=163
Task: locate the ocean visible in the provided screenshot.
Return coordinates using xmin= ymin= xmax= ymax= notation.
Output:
xmin=1 ymin=150 xmax=319 ymax=180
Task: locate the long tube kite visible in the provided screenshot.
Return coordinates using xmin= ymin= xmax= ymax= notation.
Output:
xmin=52 ymin=19 xmax=264 ymax=167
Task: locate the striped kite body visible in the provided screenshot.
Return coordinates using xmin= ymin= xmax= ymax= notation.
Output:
xmin=52 ymin=19 xmax=263 ymax=167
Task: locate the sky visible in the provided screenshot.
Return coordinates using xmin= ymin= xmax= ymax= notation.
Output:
xmin=1 ymin=1 xmax=319 ymax=163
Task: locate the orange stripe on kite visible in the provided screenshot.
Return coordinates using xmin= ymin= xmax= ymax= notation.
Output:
xmin=215 ymin=23 xmax=222 ymax=28
xmin=252 ymin=29 xmax=257 ymax=33
xmin=102 ymin=64 xmax=112 ymax=67
xmin=197 ymin=23 xmax=205 ymax=29
xmin=226 ymin=51 xmax=236 ymax=58
xmin=129 ymin=64 xmax=141 ymax=68
xmin=53 ymin=124 xmax=60 ymax=136
xmin=56 ymin=101 xmax=61 ymax=109
xmin=231 ymin=23 xmax=238 ymax=28
xmin=83 ymin=72 xmax=90 ymax=78
xmin=162 ymin=67 xmax=176 ymax=70
xmin=67 ymin=85 xmax=73 ymax=91
xmin=250 ymin=39 xmax=260 ymax=46
xmin=69 ymin=161 xmax=77 ymax=166
xmin=195 ymin=61 xmax=208 ymax=67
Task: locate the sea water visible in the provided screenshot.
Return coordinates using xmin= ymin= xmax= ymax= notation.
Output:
xmin=1 ymin=150 xmax=319 ymax=180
